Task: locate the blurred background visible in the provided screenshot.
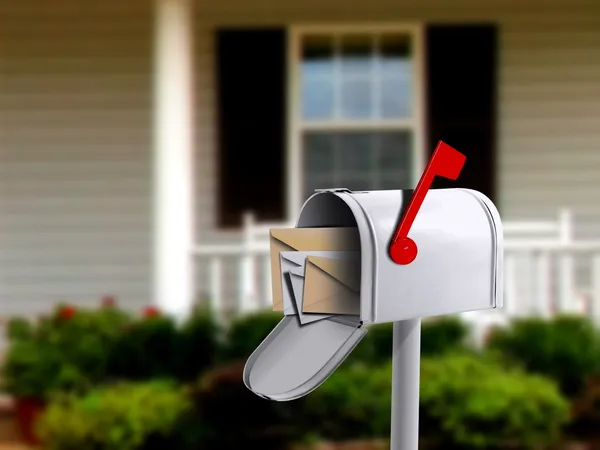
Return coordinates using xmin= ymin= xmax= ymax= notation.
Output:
xmin=0 ymin=0 xmax=599 ymax=448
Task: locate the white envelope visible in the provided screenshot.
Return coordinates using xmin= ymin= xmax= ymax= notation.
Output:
xmin=289 ymin=266 xmax=332 ymax=324
xmin=279 ymin=251 xmax=360 ymax=313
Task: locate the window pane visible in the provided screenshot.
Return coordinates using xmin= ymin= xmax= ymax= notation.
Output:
xmin=336 ymin=176 xmax=373 ymax=192
xmin=303 ymin=79 xmax=334 ymax=119
xmin=379 ymin=34 xmax=412 ymax=76
xmin=380 ymin=76 xmax=411 ymax=118
xmin=338 ymin=132 xmax=373 ymax=171
xmin=340 ymin=78 xmax=373 ymax=119
xmin=302 ymin=35 xmax=334 ymax=78
xmin=340 ymin=34 xmax=374 ymax=76
xmin=377 ymin=132 xmax=412 ymax=180
xmin=303 ymin=131 xmax=413 ymax=194
xmin=378 ymin=34 xmax=413 ymax=117
xmin=304 ymin=133 xmax=336 ymax=174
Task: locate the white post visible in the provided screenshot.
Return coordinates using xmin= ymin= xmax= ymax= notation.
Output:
xmin=390 ymin=319 xmax=421 ymax=450
xmin=558 ymin=209 xmax=575 ymax=313
xmin=152 ymin=0 xmax=195 ymax=319
xmin=241 ymin=212 xmax=257 ymax=312
xmin=504 ymin=254 xmax=518 ymax=317
xmin=534 ymin=251 xmax=551 ymax=318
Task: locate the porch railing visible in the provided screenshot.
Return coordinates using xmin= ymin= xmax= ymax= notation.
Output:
xmin=191 ymin=209 xmax=600 ymax=325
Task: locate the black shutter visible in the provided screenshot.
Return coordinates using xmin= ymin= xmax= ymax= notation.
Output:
xmin=216 ymin=28 xmax=287 ymax=228
xmin=425 ymin=24 xmax=499 ymax=202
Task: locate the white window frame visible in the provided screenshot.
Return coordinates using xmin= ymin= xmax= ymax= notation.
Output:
xmin=286 ymin=23 xmax=427 ymax=220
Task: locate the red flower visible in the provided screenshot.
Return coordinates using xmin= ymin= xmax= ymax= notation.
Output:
xmin=142 ymin=306 xmax=160 ymax=318
xmin=101 ymin=295 xmax=117 ymax=308
xmin=59 ymin=305 xmax=77 ymax=320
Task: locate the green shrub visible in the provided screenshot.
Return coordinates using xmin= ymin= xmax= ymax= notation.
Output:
xmin=38 ymin=381 xmax=191 ymax=450
xmin=485 ymin=314 xmax=600 ymax=397
xmin=174 ymin=306 xmax=222 ymax=382
xmin=222 ymin=310 xmax=284 ymax=361
xmin=107 ymin=315 xmax=180 ymax=381
xmin=190 ymin=361 xmax=304 ymax=450
xmin=302 ymin=363 xmax=392 ymax=440
xmin=2 ymin=303 xmax=133 ymax=399
xmin=420 ymin=352 xmax=570 ymax=449
xmin=346 ymin=316 xmax=470 ymax=367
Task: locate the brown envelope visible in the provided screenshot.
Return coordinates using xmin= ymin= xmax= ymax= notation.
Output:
xmin=270 ymin=227 xmax=361 ymax=311
xmin=301 ymin=256 xmax=361 ymax=315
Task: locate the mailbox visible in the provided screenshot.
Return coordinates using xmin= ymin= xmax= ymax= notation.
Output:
xmin=244 ymin=187 xmax=503 ymax=402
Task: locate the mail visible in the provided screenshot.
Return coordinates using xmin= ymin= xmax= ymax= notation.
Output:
xmin=280 ymin=250 xmax=359 ymax=323
xmin=270 ymin=227 xmax=361 ymax=311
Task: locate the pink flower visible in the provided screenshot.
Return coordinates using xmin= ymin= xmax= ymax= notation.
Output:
xmin=101 ymin=295 xmax=117 ymax=308
xmin=142 ymin=306 xmax=161 ymax=318
xmin=59 ymin=305 xmax=77 ymax=320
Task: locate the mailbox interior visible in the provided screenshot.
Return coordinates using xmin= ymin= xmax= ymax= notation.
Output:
xmin=296 ymin=191 xmax=375 ymax=324
xmin=243 ymin=192 xmax=374 ymax=401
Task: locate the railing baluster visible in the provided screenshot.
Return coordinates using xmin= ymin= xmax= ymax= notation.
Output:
xmin=504 ymin=254 xmax=518 ymax=318
xmin=262 ymin=255 xmax=272 ymax=309
xmin=558 ymin=253 xmax=576 ymax=314
xmin=535 ymin=251 xmax=551 ymax=318
xmin=209 ymin=257 xmax=222 ymax=318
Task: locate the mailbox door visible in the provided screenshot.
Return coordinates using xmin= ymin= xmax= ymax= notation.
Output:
xmin=243 ymin=315 xmax=367 ymax=401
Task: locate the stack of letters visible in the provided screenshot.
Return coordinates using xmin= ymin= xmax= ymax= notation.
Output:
xmin=270 ymin=227 xmax=362 ymax=324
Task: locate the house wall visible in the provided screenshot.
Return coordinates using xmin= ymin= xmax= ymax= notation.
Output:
xmin=194 ymin=0 xmax=600 ymax=241
xmin=192 ymin=0 xmax=600 ymax=307
xmin=0 ymin=0 xmax=599 ymax=316
xmin=0 ymin=1 xmax=153 ymax=315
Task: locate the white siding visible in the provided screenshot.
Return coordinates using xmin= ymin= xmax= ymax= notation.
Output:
xmin=194 ymin=0 xmax=600 ymax=241
xmin=1 ymin=0 xmax=600 ymax=315
xmin=0 ymin=1 xmax=153 ymax=315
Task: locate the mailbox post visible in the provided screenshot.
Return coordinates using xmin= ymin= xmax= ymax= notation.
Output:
xmin=391 ymin=319 xmax=421 ymax=450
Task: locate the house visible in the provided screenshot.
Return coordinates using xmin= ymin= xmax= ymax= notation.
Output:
xmin=1 ymin=0 xmax=599 ymax=321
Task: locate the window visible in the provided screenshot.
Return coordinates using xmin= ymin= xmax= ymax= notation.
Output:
xmin=214 ymin=25 xmax=498 ymax=229
xmin=290 ymin=26 xmax=425 ymax=209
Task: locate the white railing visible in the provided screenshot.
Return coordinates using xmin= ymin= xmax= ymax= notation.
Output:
xmin=192 ymin=209 xmax=600 ymax=325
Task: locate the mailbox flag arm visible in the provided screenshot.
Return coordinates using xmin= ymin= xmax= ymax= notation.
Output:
xmin=389 ymin=141 xmax=466 ymax=265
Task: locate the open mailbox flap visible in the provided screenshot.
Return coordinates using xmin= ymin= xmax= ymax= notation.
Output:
xmin=243 ymin=315 xmax=367 ymax=401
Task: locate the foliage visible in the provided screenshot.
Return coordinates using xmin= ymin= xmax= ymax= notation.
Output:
xmin=420 ymin=352 xmax=570 ymax=449
xmin=302 ymin=363 xmax=392 ymax=440
xmin=568 ymin=373 xmax=600 ymax=439
xmin=222 ymin=310 xmax=284 ymax=361
xmin=485 ymin=314 xmax=600 ymax=397
xmin=107 ymin=315 xmax=180 ymax=381
xmin=189 ymin=361 xmax=304 ymax=450
xmin=346 ymin=316 xmax=470 ymax=367
xmin=174 ymin=306 xmax=223 ymax=382
xmin=37 ymin=381 xmax=191 ymax=450
xmin=2 ymin=303 xmax=133 ymax=399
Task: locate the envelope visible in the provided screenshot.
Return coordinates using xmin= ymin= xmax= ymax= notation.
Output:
xmin=270 ymin=227 xmax=361 ymax=311
xmin=279 ymin=250 xmax=359 ymax=313
xmin=302 ymin=255 xmax=361 ymax=315
xmin=289 ymin=266 xmax=332 ymax=324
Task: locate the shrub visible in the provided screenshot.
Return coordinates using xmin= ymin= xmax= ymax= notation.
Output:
xmin=420 ymin=352 xmax=570 ymax=449
xmin=346 ymin=316 xmax=470 ymax=367
xmin=485 ymin=314 xmax=600 ymax=397
xmin=190 ymin=361 xmax=304 ymax=450
xmin=37 ymin=381 xmax=191 ymax=450
xmin=107 ymin=314 xmax=180 ymax=381
xmin=222 ymin=310 xmax=284 ymax=361
xmin=2 ymin=303 xmax=133 ymax=399
xmin=569 ymin=373 xmax=600 ymax=439
xmin=174 ymin=305 xmax=222 ymax=382
xmin=302 ymin=363 xmax=392 ymax=440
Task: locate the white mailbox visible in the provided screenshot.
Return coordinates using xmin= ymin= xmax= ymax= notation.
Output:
xmin=244 ymin=187 xmax=503 ymax=403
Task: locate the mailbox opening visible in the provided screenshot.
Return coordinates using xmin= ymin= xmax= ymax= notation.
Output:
xmin=243 ymin=192 xmax=373 ymax=401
